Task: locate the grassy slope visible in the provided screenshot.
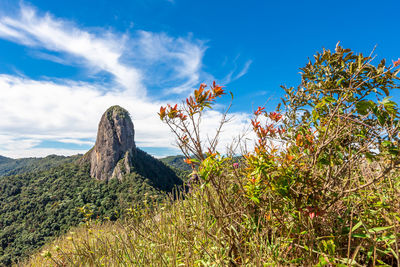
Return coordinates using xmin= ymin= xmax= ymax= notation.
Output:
xmin=25 ymin=186 xmax=229 ymax=266
xmin=23 ymin=157 xmax=259 ymax=266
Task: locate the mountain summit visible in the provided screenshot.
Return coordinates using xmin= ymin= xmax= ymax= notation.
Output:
xmin=84 ymin=105 xmax=136 ymax=180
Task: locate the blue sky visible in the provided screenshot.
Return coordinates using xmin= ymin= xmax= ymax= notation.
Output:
xmin=0 ymin=0 xmax=399 ymax=158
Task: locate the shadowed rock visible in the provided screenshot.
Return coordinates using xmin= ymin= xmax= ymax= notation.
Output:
xmin=83 ymin=105 xmax=136 ymax=180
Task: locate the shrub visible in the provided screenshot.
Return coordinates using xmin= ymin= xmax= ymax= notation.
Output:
xmin=159 ymin=43 xmax=400 ymax=265
xmin=27 ymin=44 xmax=400 ymax=266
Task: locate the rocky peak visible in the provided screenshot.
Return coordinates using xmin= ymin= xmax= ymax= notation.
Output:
xmin=84 ymin=105 xmax=136 ymax=180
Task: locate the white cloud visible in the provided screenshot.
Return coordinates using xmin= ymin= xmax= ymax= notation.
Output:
xmin=0 ymin=4 xmax=253 ymax=158
xmin=0 ymin=75 xmax=171 ymax=155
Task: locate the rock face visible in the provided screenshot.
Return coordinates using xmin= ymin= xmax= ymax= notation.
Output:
xmin=84 ymin=105 xmax=136 ymax=180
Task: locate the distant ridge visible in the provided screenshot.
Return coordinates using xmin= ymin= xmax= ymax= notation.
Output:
xmin=0 ymin=154 xmax=80 ymax=177
xmin=0 ymin=155 xmax=12 ymax=165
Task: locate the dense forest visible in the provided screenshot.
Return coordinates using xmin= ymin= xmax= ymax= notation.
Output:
xmin=0 ymin=149 xmax=184 ymax=266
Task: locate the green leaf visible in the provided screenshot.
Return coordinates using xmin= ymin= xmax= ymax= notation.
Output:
xmin=368 ymin=225 xmax=394 ymax=233
xmin=380 ymin=96 xmax=393 ymax=105
xmin=380 ymin=97 xmax=398 ymax=115
xmin=382 ymin=141 xmax=392 ymax=147
xmin=323 ymin=96 xmax=336 ymax=103
xmin=352 ymin=233 xmax=371 ymax=239
xmin=389 ymin=248 xmax=399 ymax=260
xmin=190 ymin=158 xmax=200 ymax=163
xmin=316 ymin=255 xmax=329 ymax=266
xmin=336 ymin=78 xmax=345 ymax=87
xmin=250 ymin=196 xmax=260 ymax=204
xmin=366 ymin=247 xmax=374 ymax=262
xmin=356 ymin=100 xmax=374 ymax=115
xmin=351 ymin=221 xmax=363 ymax=232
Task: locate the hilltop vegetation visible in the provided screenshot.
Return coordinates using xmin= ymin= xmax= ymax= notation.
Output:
xmin=26 ymin=44 xmax=400 ymax=266
xmin=160 ymin=155 xmax=191 ymax=182
xmin=0 ymin=149 xmax=182 ymax=266
xmin=160 ymin=155 xmax=191 ymax=172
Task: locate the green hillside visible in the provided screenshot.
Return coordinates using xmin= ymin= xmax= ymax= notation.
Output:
xmin=159 ymin=155 xmax=190 ymax=171
xmin=0 ymin=149 xmax=182 ymax=266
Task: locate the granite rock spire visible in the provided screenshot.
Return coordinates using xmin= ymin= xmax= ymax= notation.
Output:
xmin=84 ymin=105 xmax=136 ymax=180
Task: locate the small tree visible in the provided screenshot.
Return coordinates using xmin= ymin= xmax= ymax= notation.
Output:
xmin=247 ymin=43 xmax=400 ymax=210
xmin=245 ymin=43 xmax=400 ymax=265
xmin=159 ymin=81 xmax=230 ymax=166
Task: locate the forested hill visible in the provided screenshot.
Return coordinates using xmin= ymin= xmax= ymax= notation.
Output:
xmin=0 ymin=154 xmax=81 ymax=177
xmin=0 ymin=149 xmax=182 ymax=266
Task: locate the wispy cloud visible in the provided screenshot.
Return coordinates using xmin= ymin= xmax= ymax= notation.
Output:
xmin=221 ymin=58 xmax=253 ymax=84
xmin=0 ymin=4 xmax=143 ymax=95
xmin=0 ymin=4 xmax=209 ymax=97
xmin=235 ymin=60 xmax=252 ymax=80
xmin=129 ymin=31 xmax=206 ymax=94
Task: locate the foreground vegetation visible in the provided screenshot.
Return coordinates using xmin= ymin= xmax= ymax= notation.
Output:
xmin=27 ymin=44 xmax=400 ymax=266
xmin=26 ymin=168 xmax=400 ymax=266
xmin=0 ymin=149 xmax=181 ymax=266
